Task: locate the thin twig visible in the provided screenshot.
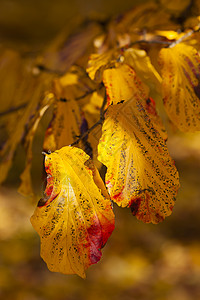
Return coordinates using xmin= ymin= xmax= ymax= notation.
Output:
xmin=127 ymin=39 xmax=172 ymax=48
xmin=70 ymin=119 xmax=103 ymax=146
xmin=0 ymin=102 xmax=27 ymax=117
xmin=70 ymin=91 xmax=107 ymax=146
xmin=75 ymin=83 xmax=103 ymax=101
xmin=169 ymin=26 xmax=200 ymax=48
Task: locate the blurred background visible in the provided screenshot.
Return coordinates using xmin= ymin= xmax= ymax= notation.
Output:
xmin=0 ymin=0 xmax=200 ymax=299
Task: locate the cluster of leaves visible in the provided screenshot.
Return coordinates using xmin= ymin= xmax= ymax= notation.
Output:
xmin=0 ymin=0 xmax=200 ymax=278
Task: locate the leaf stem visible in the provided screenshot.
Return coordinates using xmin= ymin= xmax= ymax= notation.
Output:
xmin=168 ymin=26 xmax=200 ymax=48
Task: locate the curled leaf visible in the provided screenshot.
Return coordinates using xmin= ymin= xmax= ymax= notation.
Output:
xmin=31 ymin=146 xmax=115 ymax=278
xmin=159 ymin=43 xmax=200 ymax=132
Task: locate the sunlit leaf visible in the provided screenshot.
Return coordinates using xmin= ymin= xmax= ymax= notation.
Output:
xmin=103 ymin=63 xmax=149 ymax=108
xmin=159 ymin=43 xmax=200 ymax=132
xmin=124 ymin=48 xmax=162 ymax=96
xmin=53 ymin=65 xmax=96 ymax=102
xmin=31 ymin=146 xmax=115 ymax=278
xmin=98 ymin=98 xmax=179 ymax=224
xmin=83 ymin=89 xmax=104 ymax=115
xmin=87 ymin=49 xmax=118 ymax=82
xmin=155 ymin=30 xmax=182 ymax=40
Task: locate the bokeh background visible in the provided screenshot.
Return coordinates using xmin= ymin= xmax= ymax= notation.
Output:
xmin=0 ymin=0 xmax=200 ymax=299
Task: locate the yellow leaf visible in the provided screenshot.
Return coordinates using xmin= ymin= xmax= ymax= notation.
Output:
xmin=159 ymin=43 xmax=200 ymax=132
xmin=43 ymin=98 xmax=81 ymax=152
xmin=0 ymin=58 xmax=54 ymax=185
xmin=18 ymin=93 xmax=55 ymax=196
xmin=155 ymin=30 xmax=182 ymax=40
xmin=98 ymin=98 xmax=179 ymax=224
xmin=31 ymin=146 xmax=115 ymax=278
xmin=124 ymin=48 xmax=162 ymax=96
xmin=87 ymin=49 xmax=117 ymax=82
xmin=103 ymin=64 xmax=149 ymax=108
xmin=53 ymin=65 xmax=95 ymax=102
xmin=83 ymin=89 xmax=104 ymax=115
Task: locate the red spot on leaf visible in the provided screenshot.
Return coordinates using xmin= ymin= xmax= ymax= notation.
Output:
xmin=155 ymin=213 xmax=164 ymax=223
xmin=129 ymin=198 xmax=142 ymax=216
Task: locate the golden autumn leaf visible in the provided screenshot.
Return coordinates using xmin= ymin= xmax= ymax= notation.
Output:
xmin=98 ymin=98 xmax=180 ymax=224
xmin=159 ymin=43 xmax=200 ymax=132
xmin=83 ymin=89 xmax=104 ymax=115
xmin=103 ymin=63 xmax=149 ymax=108
xmin=31 ymin=146 xmax=115 ymax=278
xmin=52 ymin=65 xmax=96 ymax=102
xmin=18 ymin=93 xmax=55 ymax=196
xmin=124 ymin=48 xmax=162 ymax=96
xmin=0 ymin=53 xmax=54 ymax=185
xmin=87 ymin=49 xmax=118 ymax=82
xmin=43 ymin=98 xmax=81 ymax=153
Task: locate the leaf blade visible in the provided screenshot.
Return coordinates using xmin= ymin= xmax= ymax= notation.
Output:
xmin=98 ymin=98 xmax=179 ymax=224
xmin=31 ymin=146 xmax=115 ymax=278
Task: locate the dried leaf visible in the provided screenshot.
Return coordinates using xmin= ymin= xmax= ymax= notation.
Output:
xmin=31 ymin=146 xmax=115 ymax=278
xmin=98 ymin=98 xmax=179 ymax=224
xmin=159 ymin=43 xmax=200 ymax=132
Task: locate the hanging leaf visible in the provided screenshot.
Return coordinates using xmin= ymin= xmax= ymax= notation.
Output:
xmin=87 ymin=49 xmax=118 ymax=82
xmin=43 ymin=98 xmax=81 ymax=152
xmin=103 ymin=63 xmax=149 ymax=108
xmin=0 ymin=57 xmax=54 ymax=185
xmin=98 ymin=98 xmax=179 ymax=224
xmin=124 ymin=48 xmax=162 ymax=96
xmin=52 ymin=65 xmax=96 ymax=102
xmin=159 ymin=43 xmax=200 ymax=132
xmin=18 ymin=93 xmax=55 ymax=196
xmin=31 ymin=146 xmax=115 ymax=278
